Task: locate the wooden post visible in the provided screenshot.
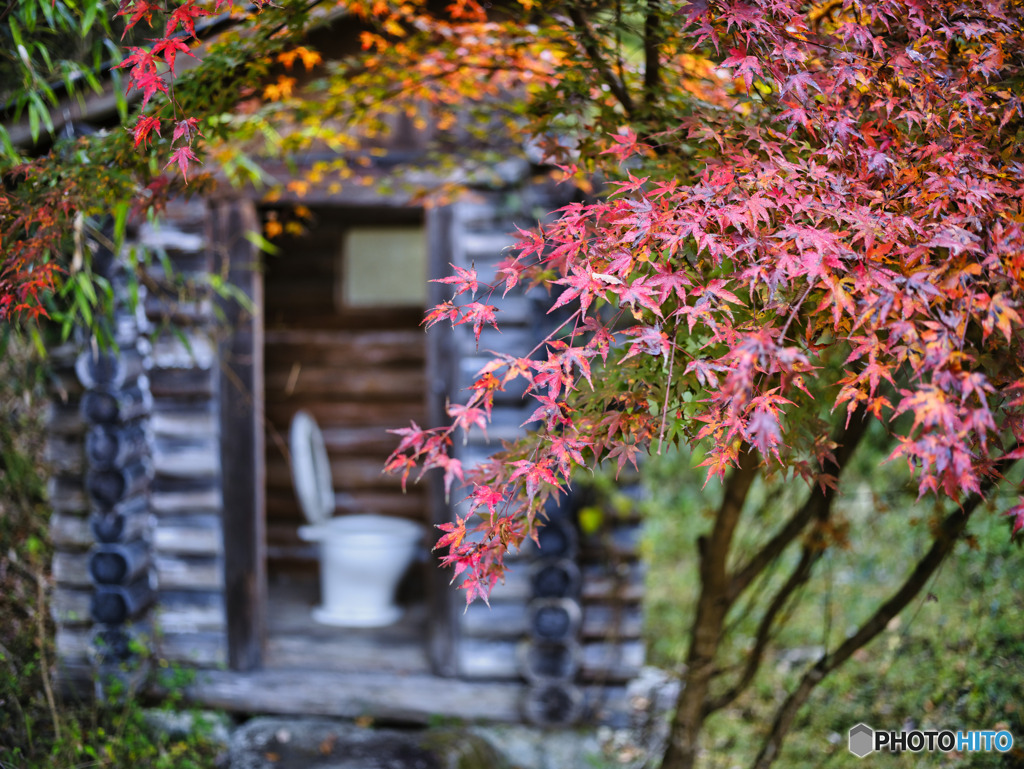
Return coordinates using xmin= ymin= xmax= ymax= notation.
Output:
xmin=214 ymin=199 xmax=266 ymax=671
xmin=425 ymin=205 xmax=459 ymax=677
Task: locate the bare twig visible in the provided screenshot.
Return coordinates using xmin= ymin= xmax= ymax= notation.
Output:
xmin=705 ymin=542 xmax=817 ymax=716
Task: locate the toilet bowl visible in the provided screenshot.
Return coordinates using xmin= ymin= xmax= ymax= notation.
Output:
xmin=289 ymin=410 xmax=424 ymax=627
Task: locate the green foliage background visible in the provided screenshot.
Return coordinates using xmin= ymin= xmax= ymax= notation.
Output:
xmin=641 ymin=436 xmax=1024 ymax=768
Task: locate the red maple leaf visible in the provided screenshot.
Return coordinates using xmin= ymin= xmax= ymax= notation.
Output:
xmin=152 ymin=37 xmax=195 ymax=70
xmin=721 ymin=47 xmax=762 ymax=92
xmin=165 ymin=0 xmax=209 ymax=38
xmin=164 ymin=144 xmax=200 ymax=183
xmin=116 ymin=0 xmax=161 ymax=36
xmin=432 ymin=263 xmax=479 ymax=298
xmin=132 ymin=114 xmax=162 ymax=148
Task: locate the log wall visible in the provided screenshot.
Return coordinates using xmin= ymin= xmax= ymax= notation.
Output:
xmin=48 ymin=174 xmax=648 ymax=726
xmin=142 ymin=198 xmax=229 ymax=667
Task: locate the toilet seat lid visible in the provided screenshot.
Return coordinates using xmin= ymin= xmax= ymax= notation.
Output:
xmin=289 ymin=410 xmax=334 ymax=525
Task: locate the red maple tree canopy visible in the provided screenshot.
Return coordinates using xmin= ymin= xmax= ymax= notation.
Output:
xmin=1 ymin=0 xmax=1022 ymax=605
xmin=381 ymin=0 xmax=1024 ymax=602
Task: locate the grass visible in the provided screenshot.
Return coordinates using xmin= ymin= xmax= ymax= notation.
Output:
xmin=639 ymin=439 xmax=1024 ymax=769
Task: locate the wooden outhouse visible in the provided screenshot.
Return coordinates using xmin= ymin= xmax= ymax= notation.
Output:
xmin=42 ymin=17 xmax=647 ymax=729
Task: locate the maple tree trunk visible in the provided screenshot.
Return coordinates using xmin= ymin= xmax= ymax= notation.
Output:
xmin=661 ymin=415 xmax=869 ymax=769
xmin=661 ymin=450 xmax=758 ymax=769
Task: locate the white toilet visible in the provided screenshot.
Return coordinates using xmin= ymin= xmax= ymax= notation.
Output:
xmin=289 ymin=410 xmax=424 ymax=627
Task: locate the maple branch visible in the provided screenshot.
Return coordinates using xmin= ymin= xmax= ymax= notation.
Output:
xmin=656 ymin=327 xmax=678 ymax=455
xmin=727 ymin=408 xmax=870 ymax=604
xmin=563 ymin=3 xmax=635 ymax=118
xmin=705 ymin=540 xmax=818 ymax=716
xmin=751 ymin=445 xmax=1021 ymax=769
xmin=778 ymin=282 xmax=812 ymax=344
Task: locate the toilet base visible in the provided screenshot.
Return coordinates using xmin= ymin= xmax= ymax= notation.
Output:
xmin=312 ymin=604 xmax=403 ymax=628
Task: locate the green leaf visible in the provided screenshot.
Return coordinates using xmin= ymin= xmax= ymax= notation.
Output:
xmin=82 ymin=0 xmax=98 ymax=35
xmin=243 ymin=229 xmax=280 ymax=255
xmin=0 ymin=125 xmax=18 ymax=161
xmin=112 ymin=201 xmax=130 ymax=248
xmin=28 ymin=104 xmax=40 ymax=143
xmin=9 ymin=16 xmax=24 ymax=48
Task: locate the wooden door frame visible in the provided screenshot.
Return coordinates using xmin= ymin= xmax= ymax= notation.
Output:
xmin=217 ymin=194 xmax=459 ymax=675
xmin=425 ymin=204 xmax=459 ymax=676
xmin=214 ymin=197 xmax=267 ymax=671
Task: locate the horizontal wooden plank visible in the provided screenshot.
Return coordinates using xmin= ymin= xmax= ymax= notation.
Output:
xmin=461 ymin=602 xmax=528 ymax=639
xmin=51 ymin=513 xmax=94 ymax=550
xmin=581 ymin=604 xmax=644 ymax=639
xmin=265 ymin=634 xmax=431 ymax=675
xmin=157 ymin=631 xmax=226 ymax=667
xmin=144 ymin=248 xmax=213 ymax=278
xmin=265 ymin=365 xmax=425 ymax=399
xmin=156 ymin=590 xmax=226 ymax=633
xmin=266 ymin=400 xmax=425 ymax=429
xmin=153 ymin=438 xmax=219 ymax=479
xmin=151 ymin=408 xmax=217 ymax=438
xmin=150 ymin=367 xmax=215 ymax=398
xmin=580 ymin=562 xmax=646 ymax=603
xmin=266 ymin=454 xmax=407 ymax=492
xmin=51 ymin=588 xmax=93 ymax=626
xmin=138 ymin=222 xmax=206 ymax=253
xmin=155 ymin=554 xmax=224 ymax=591
xmin=150 ymin=486 xmax=222 ymax=515
xmin=581 ymin=579 xmax=645 ymax=604
xmin=457 ymin=639 xmax=521 ymax=680
xmin=153 ymin=515 xmax=223 ymax=556
xmin=454 ymin=231 xmax=517 ymax=265
xmin=479 ymin=566 xmax=530 ymax=603
xmin=266 ymin=489 xmax=426 ymax=521
xmin=53 ymin=551 xmax=91 ymax=587
xmin=265 ymin=329 xmax=424 ymax=367
xmin=56 ymin=626 xmax=93 ymax=665
xmin=143 ymin=292 xmax=215 ymax=324
xmin=319 ymin=426 xmax=409 ymax=455
xmin=186 ymin=669 xmax=526 ymax=724
xmin=458 ymin=637 xmax=644 ymax=684
xmin=47 ymin=399 xmax=85 ymax=436
xmin=151 ymin=330 xmax=216 ymax=370
xmin=457 ymin=327 xmax=534 ymax=357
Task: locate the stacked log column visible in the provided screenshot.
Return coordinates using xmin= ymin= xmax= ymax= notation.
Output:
xmin=79 ymin=322 xmax=155 ymax=681
xmin=443 ymin=180 xmax=592 ymax=726
xmin=521 ymin=501 xmax=585 ymax=726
